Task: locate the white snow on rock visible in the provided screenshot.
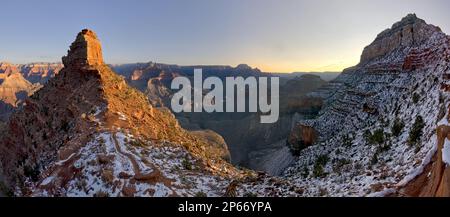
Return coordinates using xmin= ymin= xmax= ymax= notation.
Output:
xmin=40 ymin=176 xmax=55 ymax=186
xmin=283 ymin=29 xmax=450 ymax=196
xmin=443 ymin=139 xmax=450 ymax=166
xmin=24 ymin=19 xmax=450 ymax=197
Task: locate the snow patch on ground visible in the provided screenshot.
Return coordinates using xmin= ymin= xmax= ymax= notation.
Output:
xmin=397 ymin=135 xmax=438 ymax=187
xmin=40 ymin=176 xmax=55 ymax=186
xmin=366 ymin=188 xmax=396 ymax=197
xmin=117 ymin=112 xmax=127 ymax=121
xmin=283 ymin=31 xmax=450 ymax=196
xmin=443 ymin=139 xmax=450 ymax=166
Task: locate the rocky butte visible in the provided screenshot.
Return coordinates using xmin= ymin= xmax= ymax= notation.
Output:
xmin=0 ymin=29 xmax=299 ymax=197
xmin=62 ymin=29 xmax=104 ymax=68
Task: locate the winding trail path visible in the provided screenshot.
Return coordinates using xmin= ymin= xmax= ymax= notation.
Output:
xmin=111 ymin=132 xmax=142 ymax=176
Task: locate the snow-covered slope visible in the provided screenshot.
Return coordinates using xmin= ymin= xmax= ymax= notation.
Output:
xmin=0 ymin=29 xmax=302 ymax=197
xmin=283 ymin=14 xmax=450 ymax=196
xmin=2 ymin=14 xmax=450 ymax=197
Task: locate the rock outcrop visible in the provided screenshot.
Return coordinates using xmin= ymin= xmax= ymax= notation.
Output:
xmin=0 ymin=29 xmax=256 ymax=196
xmin=62 ymin=29 xmax=104 ymax=69
xmin=288 ymin=124 xmax=317 ymax=154
xmin=401 ymin=125 xmax=450 ymax=196
xmin=360 ymin=14 xmax=440 ymax=64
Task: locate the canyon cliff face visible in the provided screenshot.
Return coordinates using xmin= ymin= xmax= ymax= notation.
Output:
xmin=0 ymin=29 xmax=303 ymax=197
xmin=401 ymin=125 xmax=450 ymax=197
xmin=1 ymin=14 xmax=448 ymax=197
xmin=19 ymin=63 xmax=63 ymax=84
xmin=112 ymin=63 xmax=327 ymax=172
xmin=360 ymin=14 xmax=441 ymax=64
xmin=288 ymin=124 xmax=317 ymax=154
xmin=284 ymin=14 xmax=450 ymax=196
xmin=0 ymin=62 xmax=62 ymax=121
xmin=0 ymin=50 xmax=328 ymax=178
xmin=0 ymin=63 xmax=41 ymax=121
xmin=0 ymin=29 xmax=234 ymax=196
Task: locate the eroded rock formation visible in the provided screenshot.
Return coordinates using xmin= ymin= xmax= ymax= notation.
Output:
xmin=360 ymin=14 xmax=440 ymax=64
xmin=62 ymin=29 xmax=104 ymax=69
xmin=288 ymin=124 xmax=317 ymax=154
xmin=0 ymin=29 xmax=251 ymax=196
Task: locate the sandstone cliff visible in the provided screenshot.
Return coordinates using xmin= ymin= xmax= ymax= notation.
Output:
xmin=360 ymin=14 xmax=441 ymax=64
xmin=62 ymin=29 xmax=104 ymax=68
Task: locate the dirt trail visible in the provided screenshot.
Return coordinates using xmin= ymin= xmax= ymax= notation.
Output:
xmin=111 ymin=133 xmax=142 ymax=176
xmin=111 ymin=132 xmax=175 ymax=195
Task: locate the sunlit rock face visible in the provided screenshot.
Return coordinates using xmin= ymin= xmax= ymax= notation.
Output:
xmin=19 ymin=63 xmax=63 ymax=84
xmin=360 ymin=14 xmax=441 ymax=64
xmin=0 ymin=29 xmax=269 ymax=197
xmin=62 ymin=29 xmax=104 ymax=68
xmin=0 ymin=62 xmax=39 ymax=121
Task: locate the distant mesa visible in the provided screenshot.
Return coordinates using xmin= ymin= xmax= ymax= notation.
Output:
xmin=235 ymin=64 xmax=252 ymax=70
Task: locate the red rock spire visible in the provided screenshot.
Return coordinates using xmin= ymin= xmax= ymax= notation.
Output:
xmin=62 ymin=29 xmax=104 ymax=68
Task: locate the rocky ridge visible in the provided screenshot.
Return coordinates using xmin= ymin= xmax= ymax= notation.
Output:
xmin=360 ymin=14 xmax=441 ymax=64
xmin=1 ymin=14 xmax=448 ymax=197
xmin=285 ymin=14 xmax=450 ymax=196
xmin=1 ymin=29 xmax=295 ymax=196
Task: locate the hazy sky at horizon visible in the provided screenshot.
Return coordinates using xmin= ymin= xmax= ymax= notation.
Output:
xmin=1 ymin=0 xmax=450 ymax=72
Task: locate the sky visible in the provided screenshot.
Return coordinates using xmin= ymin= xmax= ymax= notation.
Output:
xmin=1 ymin=0 xmax=450 ymax=73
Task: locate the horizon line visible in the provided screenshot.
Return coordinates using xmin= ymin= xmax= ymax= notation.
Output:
xmin=0 ymin=60 xmax=345 ymax=74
